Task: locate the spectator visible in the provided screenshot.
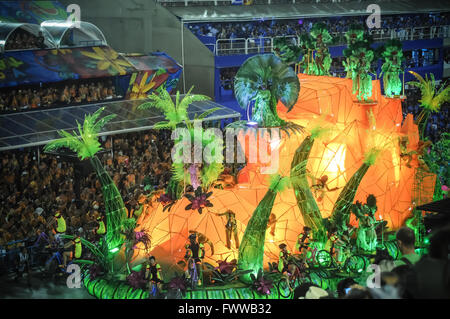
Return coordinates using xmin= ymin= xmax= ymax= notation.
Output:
xmin=376 ymin=251 xmax=396 ymax=273
xmin=368 ymin=272 xmax=401 ymax=299
xmin=394 ymin=226 xmax=421 ymax=268
xmin=405 ymin=226 xmax=450 ymax=299
xmin=14 ymin=246 xmax=31 ymax=286
xmin=336 ymin=278 xmax=357 ymax=298
xmin=4 ymin=29 xmax=49 ymax=51
xmin=188 ymin=12 xmax=449 ymax=50
xmin=293 ymin=283 xmax=329 ymax=299
xmin=344 ymin=284 xmax=373 ymax=299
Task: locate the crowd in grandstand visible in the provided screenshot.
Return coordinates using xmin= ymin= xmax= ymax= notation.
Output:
xmin=0 ymin=79 xmax=119 ymax=113
xmin=188 ymin=12 xmax=450 ymax=41
xmin=220 ymin=67 xmax=239 ymax=92
xmin=444 ymin=48 xmax=450 ymax=64
xmin=4 ymin=30 xmax=46 ymax=51
xmin=0 ymin=130 xmax=173 ymax=248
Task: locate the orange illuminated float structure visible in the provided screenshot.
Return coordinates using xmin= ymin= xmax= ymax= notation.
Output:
xmin=41 ymin=24 xmax=447 ymax=299
xmin=132 ymin=73 xmax=436 ymax=274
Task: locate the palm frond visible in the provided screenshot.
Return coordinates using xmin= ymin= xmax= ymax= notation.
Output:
xmin=195 ymin=107 xmax=221 ymax=120
xmin=153 ymin=121 xmax=174 ymax=130
xmin=44 ymin=108 xmax=114 ymax=159
xmin=137 ymin=101 xmax=154 ymax=110
xmin=172 ymin=163 xmax=189 ymax=183
xmin=408 ymin=71 xmax=448 ymax=112
xmin=44 ymin=130 xmax=84 ymax=154
xmin=201 ymin=162 xmax=224 ymax=188
xmin=139 ymin=90 xmax=175 ymax=113
xmin=92 ymin=114 xmax=117 ymax=134
xmin=433 ymin=81 xmax=450 ymax=111
xmin=78 ymin=119 xmax=101 ymax=159
xmin=178 ymin=92 xmax=211 ymax=116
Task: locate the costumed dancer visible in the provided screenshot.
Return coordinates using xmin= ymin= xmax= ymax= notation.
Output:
xmin=267 ymin=213 xmax=277 ymax=237
xmin=399 ymin=136 xmax=417 ymax=168
xmin=282 ymin=262 xmax=302 ymax=292
xmin=352 ymin=194 xmax=378 ymax=252
xmin=50 ymin=211 xmax=66 ymax=235
xmin=295 ymin=226 xmax=311 ymax=256
xmin=188 ymin=230 xmax=214 ymax=255
xmin=308 ymin=172 xmax=341 ymax=202
xmin=334 ymin=227 xmax=354 ymax=264
xmin=145 ymin=256 xmax=163 ymax=295
xmin=62 ymin=236 xmax=82 ymax=267
xmin=278 ymin=243 xmax=291 ymax=273
xmin=95 ymin=216 xmax=106 ymax=235
xmin=184 ymin=233 xmax=205 ymax=287
xmin=324 ymin=227 xmax=338 ymax=256
xmin=216 ymin=210 xmax=239 ymax=249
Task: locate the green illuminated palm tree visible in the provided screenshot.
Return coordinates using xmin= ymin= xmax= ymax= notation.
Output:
xmin=138 ymin=86 xmax=213 ymax=130
xmin=408 ymin=71 xmax=450 ymax=139
xmin=138 ymin=86 xmax=222 ymax=197
xmin=44 ymin=107 xmax=127 ymax=253
xmin=233 ymin=54 xmax=301 ymax=131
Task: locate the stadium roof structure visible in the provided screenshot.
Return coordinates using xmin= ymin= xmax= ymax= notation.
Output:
xmin=0 ymin=98 xmax=241 ymax=151
xmin=40 ymin=20 xmax=108 ymax=48
xmin=0 ymin=22 xmax=56 ymax=53
xmin=169 ymin=0 xmax=450 ymax=22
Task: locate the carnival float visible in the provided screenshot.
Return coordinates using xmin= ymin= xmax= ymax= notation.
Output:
xmin=43 ymin=22 xmax=450 ymax=299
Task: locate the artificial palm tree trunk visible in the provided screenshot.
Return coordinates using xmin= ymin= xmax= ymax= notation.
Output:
xmin=252 ymin=90 xmax=284 ymax=127
xmin=237 ymin=187 xmax=278 ymax=284
xmin=90 ymin=155 xmax=127 ymax=252
xmin=329 ymin=162 xmax=370 ymax=232
xmin=290 ymin=136 xmax=327 ymax=244
xmin=415 ymin=109 xmax=429 ymax=140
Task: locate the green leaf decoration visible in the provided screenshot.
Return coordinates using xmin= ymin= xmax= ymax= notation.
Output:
xmin=44 ymin=107 xmax=115 ymax=160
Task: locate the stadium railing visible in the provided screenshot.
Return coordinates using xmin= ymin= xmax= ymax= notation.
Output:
xmin=214 ymin=25 xmax=450 ymax=56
